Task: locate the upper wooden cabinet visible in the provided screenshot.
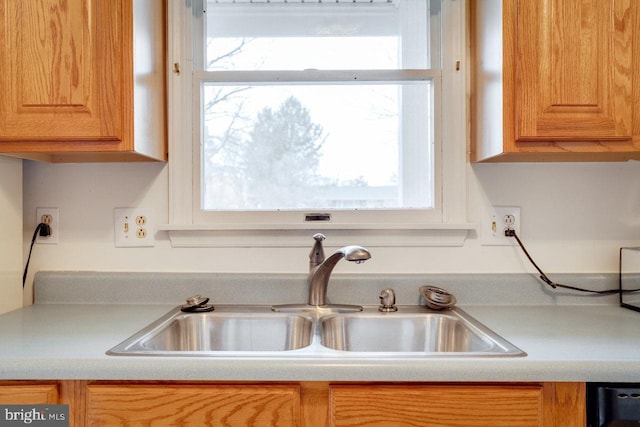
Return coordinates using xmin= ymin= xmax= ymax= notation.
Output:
xmin=472 ymin=0 xmax=640 ymax=162
xmin=0 ymin=0 xmax=166 ymax=162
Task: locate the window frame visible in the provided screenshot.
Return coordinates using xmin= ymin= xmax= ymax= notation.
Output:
xmin=164 ymin=0 xmax=471 ymax=248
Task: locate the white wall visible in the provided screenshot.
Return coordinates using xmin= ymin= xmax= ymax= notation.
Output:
xmin=22 ymin=160 xmax=640 ymax=303
xmin=0 ymin=156 xmax=22 ymax=313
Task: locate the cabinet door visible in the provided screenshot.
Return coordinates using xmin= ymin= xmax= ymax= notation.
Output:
xmin=0 ymin=384 xmax=59 ymax=404
xmin=329 ymin=383 xmax=585 ymax=427
xmin=513 ymin=0 xmax=634 ymax=143
xmin=86 ymin=384 xmax=301 ymax=426
xmin=0 ymin=0 xmax=124 ymax=145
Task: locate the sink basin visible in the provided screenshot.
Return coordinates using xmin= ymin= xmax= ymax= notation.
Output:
xmin=107 ymin=307 xmax=313 ymax=355
xmin=108 ymin=305 xmax=525 ymax=358
xmin=320 ymin=310 xmax=517 ymax=354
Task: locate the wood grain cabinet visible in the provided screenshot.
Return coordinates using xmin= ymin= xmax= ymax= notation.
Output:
xmin=0 ymin=381 xmax=586 ymax=427
xmin=0 ymin=0 xmax=166 ymax=163
xmin=0 ymin=383 xmax=59 ymax=404
xmin=472 ymin=0 xmax=640 ymax=162
xmin=329 ymin=383 xmax=585 ymax=427
xmin=85 ymin=384 xmax=301 ymax=426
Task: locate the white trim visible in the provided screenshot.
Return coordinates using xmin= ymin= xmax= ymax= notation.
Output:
xmin=193 ymin=69 xmax=440 ymax=83
xmin=440 ymin=0 xmax=468 ymax=224
xmin=166 ymin=0 xmax=471 ymax=247
xmin=159 ymin=222 xmax=475 ymax=231
xmin=162 ymin=226 xmax=473 ymax=248
xmin=167 ymin=0 xmax=194 ymax=224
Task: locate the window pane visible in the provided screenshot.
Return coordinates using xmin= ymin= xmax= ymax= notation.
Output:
xmin=204 ymin=0 xmax=434 ymax=70
xmin=206 ymin=37 xmax=399 ymax=71
xmin=201 ymin=82 xmax=434 ymax=211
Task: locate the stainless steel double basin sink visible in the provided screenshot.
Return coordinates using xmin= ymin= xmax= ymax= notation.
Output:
xmin=107 ymin=305 xmax=525 ymax=358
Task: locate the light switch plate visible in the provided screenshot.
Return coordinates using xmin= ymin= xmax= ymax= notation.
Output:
xmin=481 ymin=206 xmax=521 ymax=246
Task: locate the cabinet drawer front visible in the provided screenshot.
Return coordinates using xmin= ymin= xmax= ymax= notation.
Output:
xmin=86 ymin=384 xmax=301 ymax=427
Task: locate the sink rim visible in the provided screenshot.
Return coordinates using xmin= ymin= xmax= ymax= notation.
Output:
xmin=106 ymin=305 xmax=526 ymax=358
xmin=107 ymin=305 xmax=316 ymax=356
xmin=318 ymin=308 xmax=523 ymax=356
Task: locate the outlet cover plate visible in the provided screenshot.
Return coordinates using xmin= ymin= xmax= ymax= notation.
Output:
xmin=481 ymin=206 xmax=521 ymax=246
xmin=36 ymin=207 xmax=59 ymax=244
xmin=114 ymin=208 xmax=155 ymax=247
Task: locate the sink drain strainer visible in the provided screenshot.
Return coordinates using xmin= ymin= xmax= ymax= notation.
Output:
xmin=419 ymin=286 xmax=457 ymax=310
xmin=181 ymin=295 xmax=215 ymax=312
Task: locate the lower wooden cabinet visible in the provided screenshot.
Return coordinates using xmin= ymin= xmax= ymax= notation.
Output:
xmin=86 ymin=384 xmax=301 ymax=426
xmin=0 ymin=382 xmax=59 ymax=404
xmin=0 ymin=381 xmax=585 ymax=427
xmin=329 ymin=383 xmax=584 ymax=427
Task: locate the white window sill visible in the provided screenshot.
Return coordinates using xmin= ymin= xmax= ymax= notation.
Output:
xmin=158 ymin=223 xmax=476 ymax=248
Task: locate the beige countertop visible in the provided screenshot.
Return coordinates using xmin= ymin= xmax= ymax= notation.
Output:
xmin=0 ymin=302 xmax=638 ymax=382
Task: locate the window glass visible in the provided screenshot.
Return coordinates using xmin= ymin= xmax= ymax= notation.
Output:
xmin=204 ymin=0 xmax=437 ymax=70
xmin=197 ymin=0 xmax=439 ymax=214
xmin=202 ymin=82 xmax=433 ymax=210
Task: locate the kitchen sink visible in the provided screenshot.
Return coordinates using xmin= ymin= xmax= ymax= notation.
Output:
xmin=107 ymin=307 xmax=313 ymax=355
xmin=320 ymin=309 xmax=521 ymax=355
xmin=107 ymin=305 xmax=525 ymax=358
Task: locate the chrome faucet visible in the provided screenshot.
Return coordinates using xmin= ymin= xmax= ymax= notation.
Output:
xmin=271 ymin=233 xmax=371 ymax=313
xmin=307 ymin=233 xmax=371 ymax=307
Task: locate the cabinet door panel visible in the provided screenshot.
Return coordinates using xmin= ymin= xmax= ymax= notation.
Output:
xmin=0 ymin=385 xmax=59 ymax=404
xmin=634 ymin=2 xmax=640 ymax=141
xmin=515 ymin=0 xmax=633 ymax=141
xmin=0 ymin=0 xmax=122 ymax=141
xmin=330 ymin=384 xmax=544 ymax=427
xmin=86 ymin=384 xmax=301 ymax=427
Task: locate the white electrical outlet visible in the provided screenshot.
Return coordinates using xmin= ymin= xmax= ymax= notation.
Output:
xmin=114 ymin=208 xmax=155 ymax=247
xmin=36 ymin=207 xmax=59 ymax=244
xmin=481 ymin=206 xmax=521 ymax=246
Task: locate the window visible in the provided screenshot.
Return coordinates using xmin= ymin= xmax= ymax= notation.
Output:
xmin=167 ymin=0 xmax=469 ymax=246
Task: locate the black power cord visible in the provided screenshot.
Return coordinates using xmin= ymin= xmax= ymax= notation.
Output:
xmin=23 ymin=222 xmax=51 ymax=288
xmin=506 ymin=228 xmax=640 ymax=295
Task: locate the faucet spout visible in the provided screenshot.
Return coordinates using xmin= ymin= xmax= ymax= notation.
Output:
xmin=308 ymin=245 xmax=371 ymax=307
xmin=271 ymin=235 xmax=370 ymax=313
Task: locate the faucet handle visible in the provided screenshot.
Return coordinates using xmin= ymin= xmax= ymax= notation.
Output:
xmin=309 ymin=233 xmax=326 ymax=266
xmin=312 ymin=233 xmax=326 ymax=242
